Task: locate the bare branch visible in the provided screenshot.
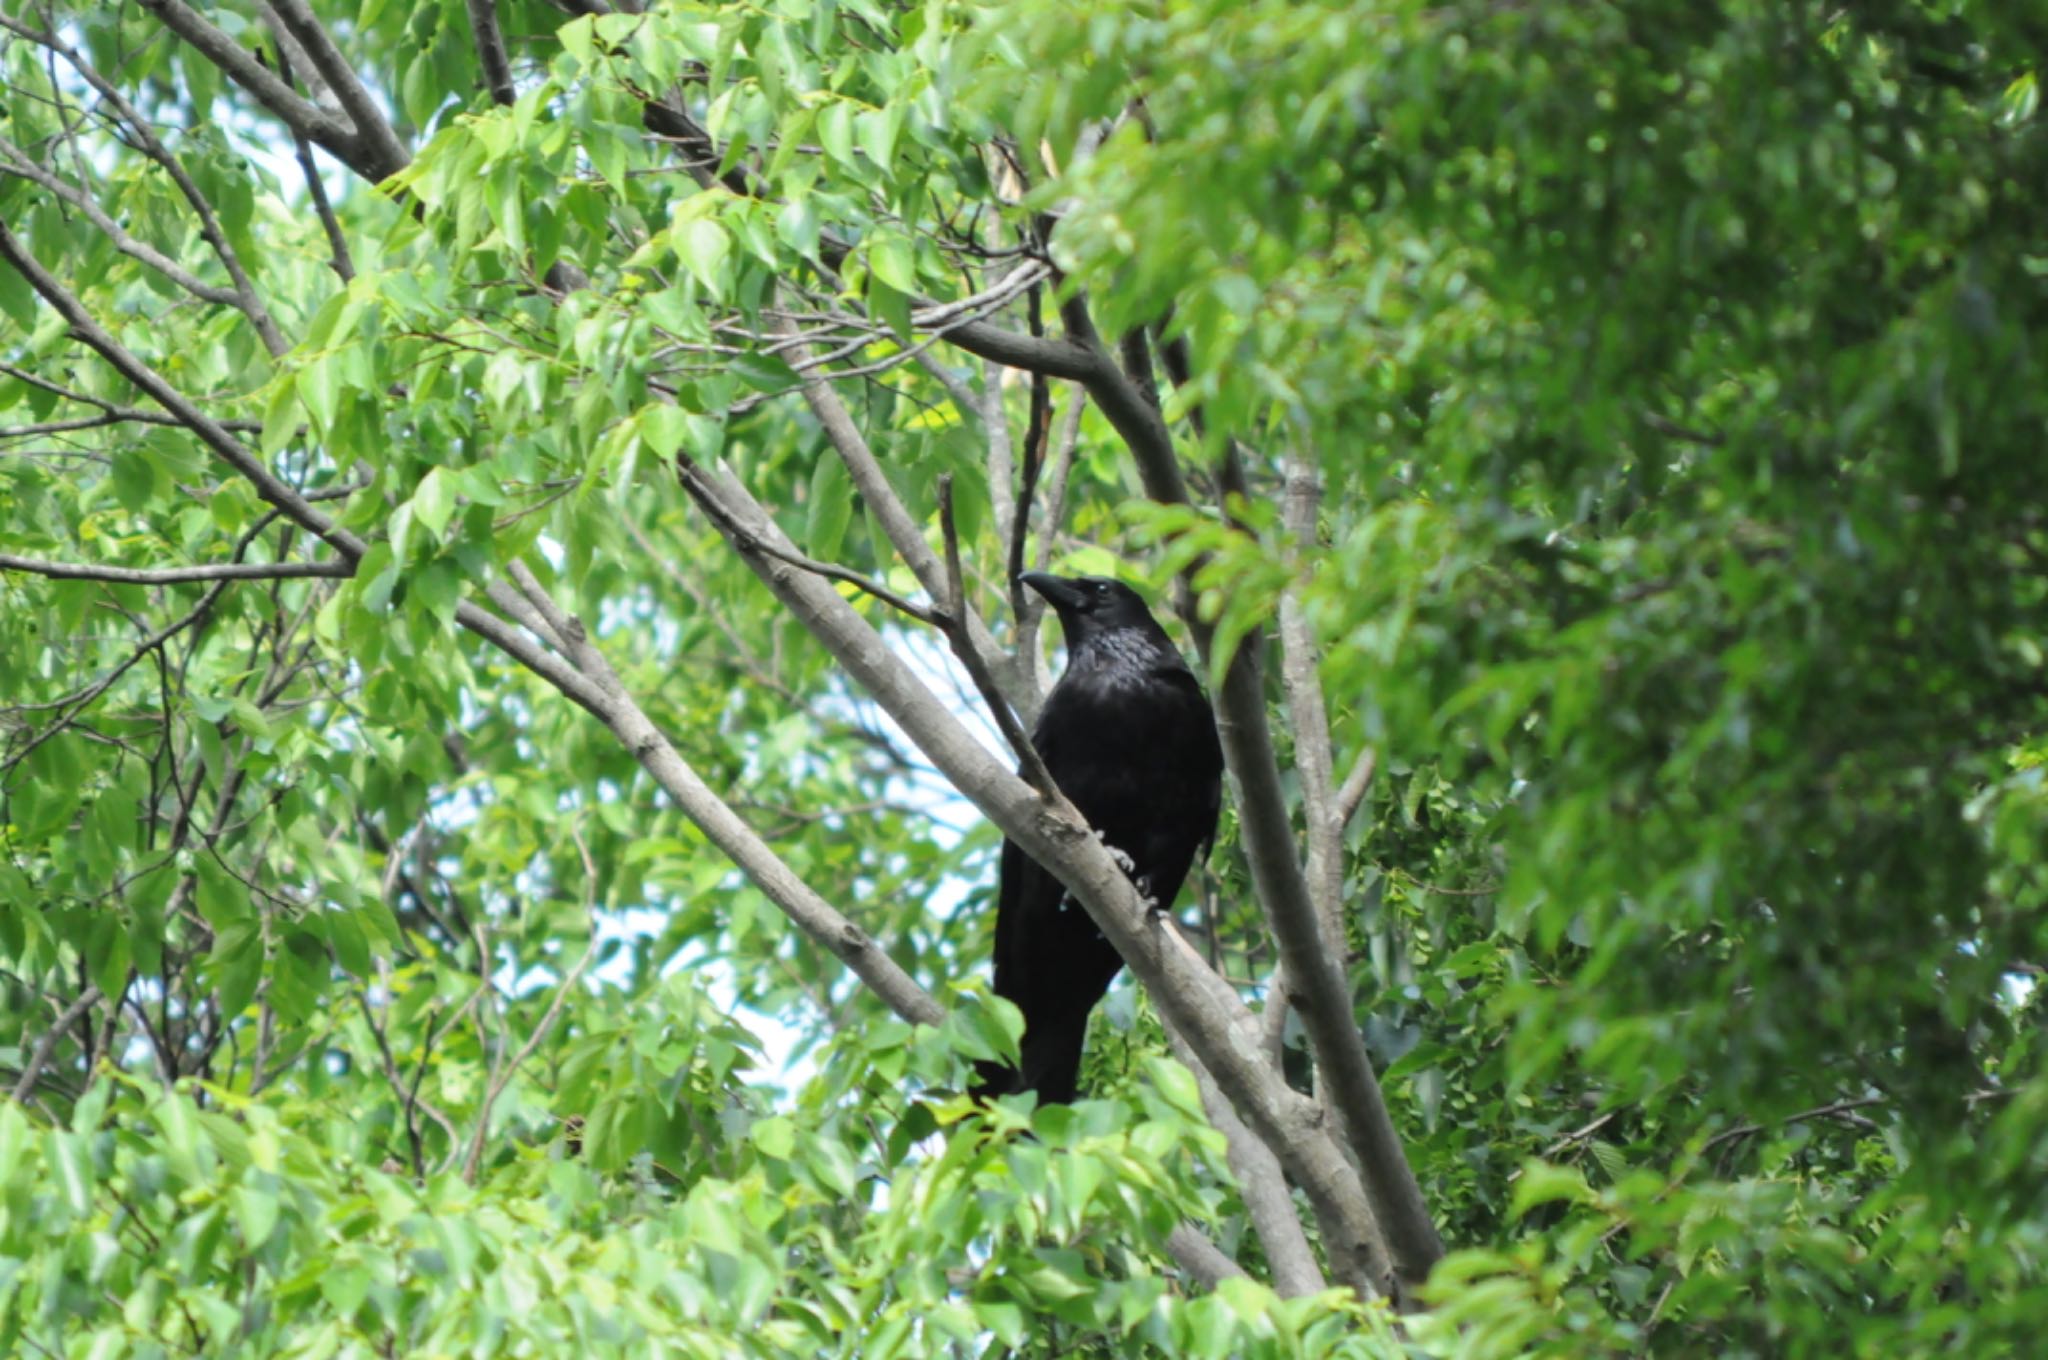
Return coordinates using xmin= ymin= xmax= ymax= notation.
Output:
xmin=936 ymin=474 xmax=1055 ymax=794
xmin=356 ymin=989 xmax=463 ymax=1175
xmin=464 ymin=826 xmax=602 ymax=1181
xmin=0 ymin=554 xmax=352 ymax=585
xmin=782 ymin=319 xmax=1007 ymax=660
xmin=1163 ymin=1222 xmax=1251 ymax=1291
xmin=682 ymin=481 xmax=944 ymax=627
xmin=1334 ymin=745 xmax=1379 ymax=831
xmin=1702 ymin=1096 xmax=1889 ymax=1152
xmin=0 ymin=222 xmax=367 ymax=563
xmin=9 ymin=986 xmax=103 ymax=1104
xmin=134 ymin=0 xmax=360 ymax=161
xmin=465 ymin=0 xmax=518 ymax=107
xmin=1167 ymin=1029 xmax=1328 ymax=1298
xmin=1142 ymin=301 xmax=1445 ymax=1294
xmin=263 ymin=0 xmax=410 ymax=180
xmin=1278 ymin=450 xmax=1343 ymax=932
xmin=0 ymin=137 xmax=247 ymax=310
xmin=271 ymin=47 xmax=357 ymax=281
xmin=0 ymin=364 xmax=262 ymax=433
xmin=478 ymin=558 xmax=947 ymax=1027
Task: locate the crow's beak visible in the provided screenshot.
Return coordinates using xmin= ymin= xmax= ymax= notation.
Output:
xmin=1018 ymin=572 xmax=1086 ymax=612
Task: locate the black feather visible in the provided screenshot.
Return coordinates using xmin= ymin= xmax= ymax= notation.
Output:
xmin=974 ymin=573 xmax=1223 ymax=1104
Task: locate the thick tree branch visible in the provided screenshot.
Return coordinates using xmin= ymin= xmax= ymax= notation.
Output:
xmin=1167 ymin=1030 xmax=1327 ymax=1298
xmin=1086 ymin=289 xmax=1446 ymax=1293
xmin=263 ymin=0 xmax=410 ymax=181
xmin=1163 ymin=1223 xmax=1251 ymax=1291
xmin=465 ymin=0 xmax=519 ymax=107
xmin=135 ymin=0 xmax=362 ymax=165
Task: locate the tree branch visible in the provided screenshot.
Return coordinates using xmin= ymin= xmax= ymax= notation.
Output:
xmin=1167 ymin=1030 xmax=1328 ymax=1298
xmin=937 ymin=474 xmax=1055 ymax=795
xmin=0 ymin=222 xmax=368 ymax=564
xmin=9 ymin=986 xmax=103 ymax=1104
xmin=263 ymin=0 xmax=410 ymax=181
xmin=681 ymin=487 xmax=944 ymax=627
xmin=135 ymin=0 xmax=361 ymax=164
xmin=1334 ymin=745 xmax=1379 ymax=831
xmin=1140 ymin=303 xmax=1445 ymax=1295
xmin=0 ymin=137 xmax=247 ymax=311
xmin=1163 ymin=1222 xmax=1251 ymax=1291
xmin=465 ymin=0 xmax=519 ymax=107
xmin=481 ymin=561 xmax=947 ymax=1027
xmin=782 ymin=318 xmax=1014 ymax=677
xmin=464 ymin=827 xmax=601 ymax=1181
xmin=0 ymin=554 xmax=353 ymax=585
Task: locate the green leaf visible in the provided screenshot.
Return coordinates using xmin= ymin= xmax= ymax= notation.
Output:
xmin=866 ymin=233 xmax=917 ymax=294
xmin=0 ymin=259 xmax=36 ymax=332
xmin=232 ymin=1183 xmax=280 ymax=1248
xmin=675 ymin=218 xmax=732 ymax=295
xmin=49 ymin=1132 xmax=93 ymax=1218
xmin=412 ymin=467 xmax=456 ymax=541
xmin=804 ymin=452 xmax=854 ymax=560
xmin=1509 ymin=1161 xmax=1595 ymax=1220
xmin=749 ymin=1116 xmax=795 ymax=1159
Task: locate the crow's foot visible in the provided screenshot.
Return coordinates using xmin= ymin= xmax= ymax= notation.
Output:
xmin=1090 ymin=826 xmax=1137 ymax=875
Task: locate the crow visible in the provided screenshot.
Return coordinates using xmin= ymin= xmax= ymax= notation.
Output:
xmin=974 ymin=572 xmax=1224 ymax=1105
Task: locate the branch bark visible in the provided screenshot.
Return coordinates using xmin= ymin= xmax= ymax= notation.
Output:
xmin=465 ymin=0 xmax=519 ymax=107
xmin=9 ymin=986 xmax=103 ymax=1104
xmin=0 ymin=554 xmax=352 ymax=585
xmin=1167 ymin=1030 xmax=1327 ymax=1298
xmin=263 ymin=0 xmax=410 ymax=181
xmin=136 ymin=1 xmax=361 ymax=165
xmin=1163 ymin=1223 xmax=1251 ymax=1291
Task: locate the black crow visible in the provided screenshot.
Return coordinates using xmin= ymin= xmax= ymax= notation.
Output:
xmin=974 ymin=572 xmax=1224 ymax=1104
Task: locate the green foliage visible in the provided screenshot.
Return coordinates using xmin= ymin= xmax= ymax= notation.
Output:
xmin=3 ymin=0 xmax=2046 ymax=1353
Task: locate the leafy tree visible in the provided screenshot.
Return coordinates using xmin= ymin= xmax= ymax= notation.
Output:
xmin=2 ymin=0 xmax=2044 ymax=1355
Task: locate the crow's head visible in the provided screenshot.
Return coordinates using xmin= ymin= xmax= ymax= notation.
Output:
xmin=1018 ymin=572 xmax=1165 ymax=645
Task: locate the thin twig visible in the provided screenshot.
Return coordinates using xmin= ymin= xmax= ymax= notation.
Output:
xmin=9 ymin=986 xmax=103 ymax=1103
xmin=936 ymin=474 xmax=1054 ymax=794
xmin=1006 ymin=283 xmax=1050 ymax=624
xmin=270 ymin=40 xmax=357 ymax=281
xmin=463 ymin=827 xmax=602 ymax=1182
xmin=1334 ymin=746 xmax=1379 ymax=830
xmin=684 ymin=470 xmax=943 ymax=625
xmin=1702 ymin=1096 xmax=1888 ymax=1151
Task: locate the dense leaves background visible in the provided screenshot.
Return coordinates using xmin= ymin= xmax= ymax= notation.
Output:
xmin=2 ymin=0 xmax=2045 ymax=1354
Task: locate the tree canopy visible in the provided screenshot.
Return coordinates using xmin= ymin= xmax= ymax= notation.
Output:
xmin=2 ymin=0 xmax=2045 ymax=1355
